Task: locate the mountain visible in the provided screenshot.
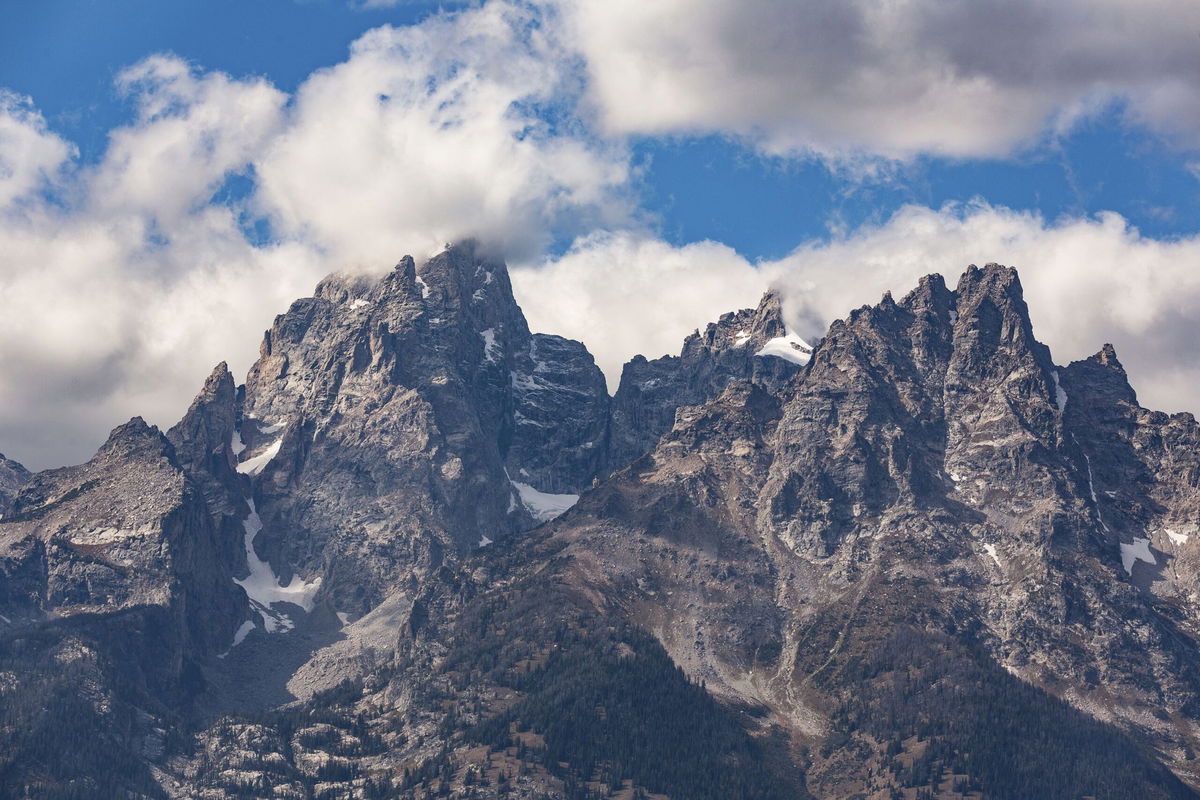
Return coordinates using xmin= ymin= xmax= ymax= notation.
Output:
xmin=3 ymin=247 xmax=1200 ymax=799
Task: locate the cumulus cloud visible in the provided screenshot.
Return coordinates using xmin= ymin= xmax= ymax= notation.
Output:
xmin=517 ymin=205 xmax=1200 ymax=417
xmin=0 ymin=66 xmax=327 ymax=469
xmin=0 ymin=92 xmax=73 ymax=208
xmin=555 ymin=0 xmax=1200 ymax=159
xmin=512 ymin=232 xmax=765 ymax=383
xmin=0 ymin=2 xmax=634 ymax=469
xmin=254 ymin=2 xmax=630 ymax=266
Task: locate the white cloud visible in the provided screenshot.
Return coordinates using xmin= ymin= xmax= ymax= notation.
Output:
xmin=517 ymin=205 xmax=1200 ymax=417
xmin=0 ymin=63 xmax=327 ymax=469
xmin=512 ymin=232 xmax=764 ymax=384
xmin=254 ymin=2 xmax=631 ymax=267
xmin=555 ymin=0 xmax=1200 ymax=159
xmin=0 ymin=92 xmax=73 ymax=210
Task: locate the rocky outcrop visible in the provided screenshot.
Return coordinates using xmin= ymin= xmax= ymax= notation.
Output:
xmin=0 ymin=416 xmax=244 ymax=651
xmin=0 ymin=452 xmax=29 ymax=518
xmin=236 ymin=242 xmax=610 ymax=613
xmin=605 ymin=290 xmax=808 ymax=474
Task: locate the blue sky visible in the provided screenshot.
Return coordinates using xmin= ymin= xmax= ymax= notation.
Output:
xmin=2 ymin=0 xmax=1200 ymax=467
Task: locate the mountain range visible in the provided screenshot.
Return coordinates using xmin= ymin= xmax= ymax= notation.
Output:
xmin=3 ymin=242 xmax=1200 ymax=799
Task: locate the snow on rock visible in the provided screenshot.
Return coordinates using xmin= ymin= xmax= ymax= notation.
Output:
xmin=983 ymin=543 xmax=1002 ymax=568
xmin=336 ymin=612 xmax=351 ymax=626
xmin=1051 ymin=370 xmax=1068 ymax=413
xmin=478 ymin=534 xmax=493 ymax=548
xmin=216 ymin=620 xmax=256 ymax=659
xmin=755 ymin=329 xmax=813 ymax=366
xmin=234 ymin=499 xmax=322 ymax=634
xmin=348 ymin=298 xmax=370 ymax=310
xmin=231 ymin=429 xmax=246 ymax=456
xmin=480 ymin=329 xmax=501 ymax=363
xmin=733 ymin=330 xmax=751 ymax=347
xmin=236 ymin=438 xmax=282 ymax=476
xmin=1120 ymin=538 xmax=1157 ymax=575
xmin=415 ymin=275 xmax=431 ymax=298
xmin=949 ymin=310 xmax=958 ymax=324
xmin=511 ymin=480 xmax=579 ymax=523
xmin=1167 ymin=529 xmax=1190 ymax=546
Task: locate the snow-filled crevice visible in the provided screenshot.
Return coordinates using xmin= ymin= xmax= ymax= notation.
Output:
xmin=234 ymin=499 xmax=321 ymax=634
xmin=1051 ymin=370 xmax=1068 ymax=413
xmin=480 ymin=328 xmax=501 ymax=363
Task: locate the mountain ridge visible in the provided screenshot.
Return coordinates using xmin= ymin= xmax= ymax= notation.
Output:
xmin=3 ymin=247 xmax=1200 ymax=798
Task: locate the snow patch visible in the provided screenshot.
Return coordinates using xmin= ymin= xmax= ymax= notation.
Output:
xmin=511 ymin=480 xmax=578 ymax=523
xmin=231 ymin=429 xmax=246 ymax=455
xmin=949 ymin=310 xmax=958 ymax=324
xmin=478 ymin=534 xmax=493 ymax=548
xmin=217 ymin=620 xmax=256 ymax=659
xmin=236 ymin=438 xmax=282 ymax=476
xmin=415 ymin=275 xmax=431 ymax=298
xmin=336 ymin=611 xmax=351 ymax=626
xmin=755 ymin=329 xmax=812 ymax=366
xmin=733 ymin=329 xmax=751 ymax=347
xmin=231 ymin=619 xmax=254 ymax=646
xmin=348 ymin=298 xmax=369 ymax=310
xmin=1167 ymin=529 xmax=1190 ymax=546
xmin=982 ymin=543 xmax=1002 ymax=568
xmin=234 ymin=500 xmax=322 ymax=634
xmin=1120 ymin=538 xmax=1157 ymax=575
xmin=480 ymin=329 xmax=500 ymax=362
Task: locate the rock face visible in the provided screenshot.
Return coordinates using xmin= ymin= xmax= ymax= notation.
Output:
xmin=0 ymin=416 xmax=242 ymax=649
xmin=237 ymin=242 xmax=611 ymax=612
xmin=605 ymin=290 xmax=808 ymax=474
xmin=0 ymin=452 xmax=29 ymax=517
xmin=542 ymin=265 xmax=1200 ymax=795
xmin=8 ymin=256 xmax=1200 ymax=800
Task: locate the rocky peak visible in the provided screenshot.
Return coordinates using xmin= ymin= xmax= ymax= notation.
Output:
xmin=94 ymin=416 xmax=175 ymax=464
xmin=234 ymin=246 xmax=610 ymax=610
xmin=605 ymin=289 xmax=808 ymax=476
xmin=1063 ymin=343 xmax=1139 ymax=415
xmin=168 ymin=362 xmax=239 ymax=486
